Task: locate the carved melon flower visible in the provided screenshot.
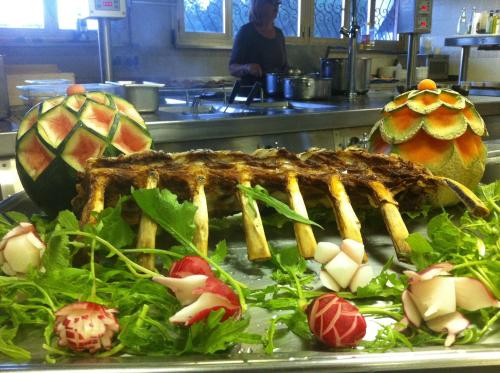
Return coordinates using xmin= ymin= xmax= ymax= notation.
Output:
xmin=369 ymin=79 xmax=487 ymax=205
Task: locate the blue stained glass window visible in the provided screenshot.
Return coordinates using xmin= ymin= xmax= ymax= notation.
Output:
xmin=184 ymin=0 xmax=224 ymax=33
xmin=373 ymin=0 xmax=396 ymax=40
xmin=232 ymin=0 xmax=299 ymax=37
xmin=314 ymin=0 xmax=344 ymax=38
xmin=356 ymin=0 xmax=396 ymax=41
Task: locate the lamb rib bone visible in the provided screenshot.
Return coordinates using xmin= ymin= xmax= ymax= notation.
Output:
xmin=136 ymin=170 xmax=160 ymax=270
xmin=74 ymin=148 xmax=489 ymax=262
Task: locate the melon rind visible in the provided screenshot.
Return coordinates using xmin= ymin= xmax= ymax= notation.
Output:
xmin=87 ymin=92 xmax=111 ymax=106
xmin=422 ymin=106 xmax=467 ymax=140
xmin=406 ymin=90 xmax=442 ymax=114
xmin=65 ymin=94 xmax=87 ymax=113
xmin=18 ymin=104 xmax=40 ymax=139
xmin=41 ymin=96 xmax=65 ymax=114
xmin=16 ymin=128 xmax=56 ymax=181
xmin=463 ymin=104 xmax=486 ymax=136
xmin=61 ymin=127 xmax=107 ymax=172
xmin=438 ymin=89 xmax=466 ymax=110
xmin=80 ymin=100 xmax=117 ymax=137
xmin=383 ymin=92 xmax=410 ymax=113
xmin=111 ymin=116 xmax=152 ymax=154
xmin=112 ymin=95 xmax=146 ymax=127
xmin=380 ymin=106 xmax=423 ymax=144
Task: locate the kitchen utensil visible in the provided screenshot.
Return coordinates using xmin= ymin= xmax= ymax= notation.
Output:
xmin=0 ymin=55 xmax=10 ymax=120
xmin=322 ymin=58 xmax=372 ymax=94
xmin=107 ymin=81 xmax=165 ymax=113
xmin=283 ymin=75 xmax=332 ymax=100
xmin=265 ymin=73 xmax=285 ymax=97
xmin=245 ymin=82 xmax=263 ymax=106
xmin=223 ymin=80 xmax=241 ymax=112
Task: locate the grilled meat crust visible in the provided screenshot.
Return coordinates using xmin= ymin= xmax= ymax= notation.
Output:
xmin=72 ymin=148 xmax=488 ymax=263
xmin=73 ymin=148 xmax=436 ymax=218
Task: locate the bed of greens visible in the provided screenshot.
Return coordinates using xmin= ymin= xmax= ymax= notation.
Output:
xmin=0 ymin=181 xmax=498 ymax=364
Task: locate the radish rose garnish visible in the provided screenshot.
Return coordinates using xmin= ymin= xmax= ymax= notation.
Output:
xmin=307 ymin=293 xmax=367 ymax=348
xmin=0 ymin=222 xmax=46 ymax=276
xmin=402 ymin=263 xmax=500 ymax=346
xmin=54 ymin=302 xmax=119 ymax=353
xmin=315 ymin=239 xmax=374 ymax=292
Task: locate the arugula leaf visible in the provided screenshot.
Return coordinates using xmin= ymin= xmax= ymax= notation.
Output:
xmin=183 ymin=310 xmax=251 ymax=354
xmin=476 ymin=181 xmax=500 ymax=212
xmin=57 ymin=210 xmax=79 ymax=231
xmin=210 ymin=240 xmax=228 ymax=265
xmin=93 ymin=196 xmax=135 ymax=250
xmin=237 ymin=184 xmax=323 ymax=229
xmin=41 ymin=230 xmax=71 ymax=274
xmin=407 ymin=233 xmax=434 ymax=270
xmin=131 ymin=188 xmax=196 ymax=248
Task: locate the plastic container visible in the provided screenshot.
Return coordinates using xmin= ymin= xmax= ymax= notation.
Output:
xmin=16 ymin=83 xmax=117 ymax=106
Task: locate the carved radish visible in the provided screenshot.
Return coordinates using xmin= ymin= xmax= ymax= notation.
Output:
xmin=169 ymin=277 xmax=241 ymax=325
xmin=315 ymin=240 xmax=374 ymax=292
xmin=54 ymin=302 xmax=119 ymax=353
xmin=169 ymin=256 xmax=214 ymax=278
xmin=307 ymin=294 xmax=367 ymax=348
xmin=153 ymin=275 xmax=208 ymax=305
xmin=0 ymin=222 xmax=46 ymax=276
xmin=155 ymin=257 xmax=241 ymax=325
xmin=401 ymin=263 xmax=500 ymax=346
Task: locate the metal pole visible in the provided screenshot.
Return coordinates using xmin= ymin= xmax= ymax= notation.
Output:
xmin=97 ymin=18 xmax=113 ymax=83
xmin=405 ymin=33 xmax=418 ymax=89
xmin=347 ymin=0 xmax=359 ymax=98
xmin=458 ymin=46 xmax=470 ymax=83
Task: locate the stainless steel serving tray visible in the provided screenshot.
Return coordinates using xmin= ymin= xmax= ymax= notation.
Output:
xmin=0 ymin=193 xmax=499 ymax=372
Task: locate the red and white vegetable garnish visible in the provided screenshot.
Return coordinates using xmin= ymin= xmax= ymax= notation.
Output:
xmin=0 ymin=222 xmax=46 ymax=276
xmin=315 ymin=239 xmax=374 ymax=292
xmin=54 ymin=301 xmax=119 ymax=353
xmin=169 ymin=255 xmax=214 ymax=278
xmin=154 ymin=257 xmax=241 ymax=326
xmin=401 ymin=263 xmax=500 ymax=346
xmin=307 ymin=293 xmax=367 ymax=348
xmin=169 ymin=277 xmax=241 ymax=325
xmin=153 ymin=275 xmax=208 ymax=305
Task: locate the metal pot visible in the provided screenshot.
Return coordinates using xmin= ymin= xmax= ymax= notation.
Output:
xmin=265 ymin=73 xmax=285 ymax=97
xmin=283 ymin=75 xmax=332 ymax=100
xmin=108 ymin=81 xmax=164 ymax=113
xmin=320 ymin=57 xmax=372 ymax=94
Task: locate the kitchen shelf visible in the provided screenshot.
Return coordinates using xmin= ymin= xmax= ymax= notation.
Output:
xmin=444 ymin=34 xmax=500 ymax=83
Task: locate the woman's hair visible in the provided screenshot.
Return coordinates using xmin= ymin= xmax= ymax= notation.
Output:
xmin=249 ymin=0 xmax=279 ymax=22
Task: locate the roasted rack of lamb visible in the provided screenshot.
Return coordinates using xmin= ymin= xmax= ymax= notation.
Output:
xmin=73 ymin=148 xmax=489 ymax=267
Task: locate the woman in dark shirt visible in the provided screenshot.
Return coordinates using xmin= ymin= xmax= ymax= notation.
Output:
xmin=229 ymin=0 xmax=288 ymax=85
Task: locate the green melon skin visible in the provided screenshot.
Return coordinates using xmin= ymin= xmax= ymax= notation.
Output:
xmin=16 ymin=93 xmax=152 ymax=217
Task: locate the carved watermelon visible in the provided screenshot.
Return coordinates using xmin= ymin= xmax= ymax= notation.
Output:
xmin=16 ymin=87 xmax=152 ymax=216
xmin=369 ymin=79 xmax=487 ymax=206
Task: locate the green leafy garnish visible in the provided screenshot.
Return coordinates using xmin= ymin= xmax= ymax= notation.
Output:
xmin=237 ymin=184 xmax=323 ymax=229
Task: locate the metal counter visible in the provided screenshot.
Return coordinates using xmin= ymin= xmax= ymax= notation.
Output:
xmin=2 ymin=93 xmax=500 ymax=157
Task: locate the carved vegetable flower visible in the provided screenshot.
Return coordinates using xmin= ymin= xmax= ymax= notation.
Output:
xmin=369 ymin=79 xmax=487 ymax=206
xmin=314 ymin=239 xmax=374 ymax=292
xmin=54 ymin=302 xmax=120 ymax=353
xmin=402 ymin=263 xmax=500 ymax=346
xmin=0 ymin=222 xmax=46 ymax=276
xmin=154 ymin=256 xmax=241 ymax=325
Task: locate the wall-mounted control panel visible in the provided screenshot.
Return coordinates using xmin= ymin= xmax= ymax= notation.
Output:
xmin=397 ymin=0 xmax=433 ymax=34
xmin=86 ymin=0 xmax=126 ymax=18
